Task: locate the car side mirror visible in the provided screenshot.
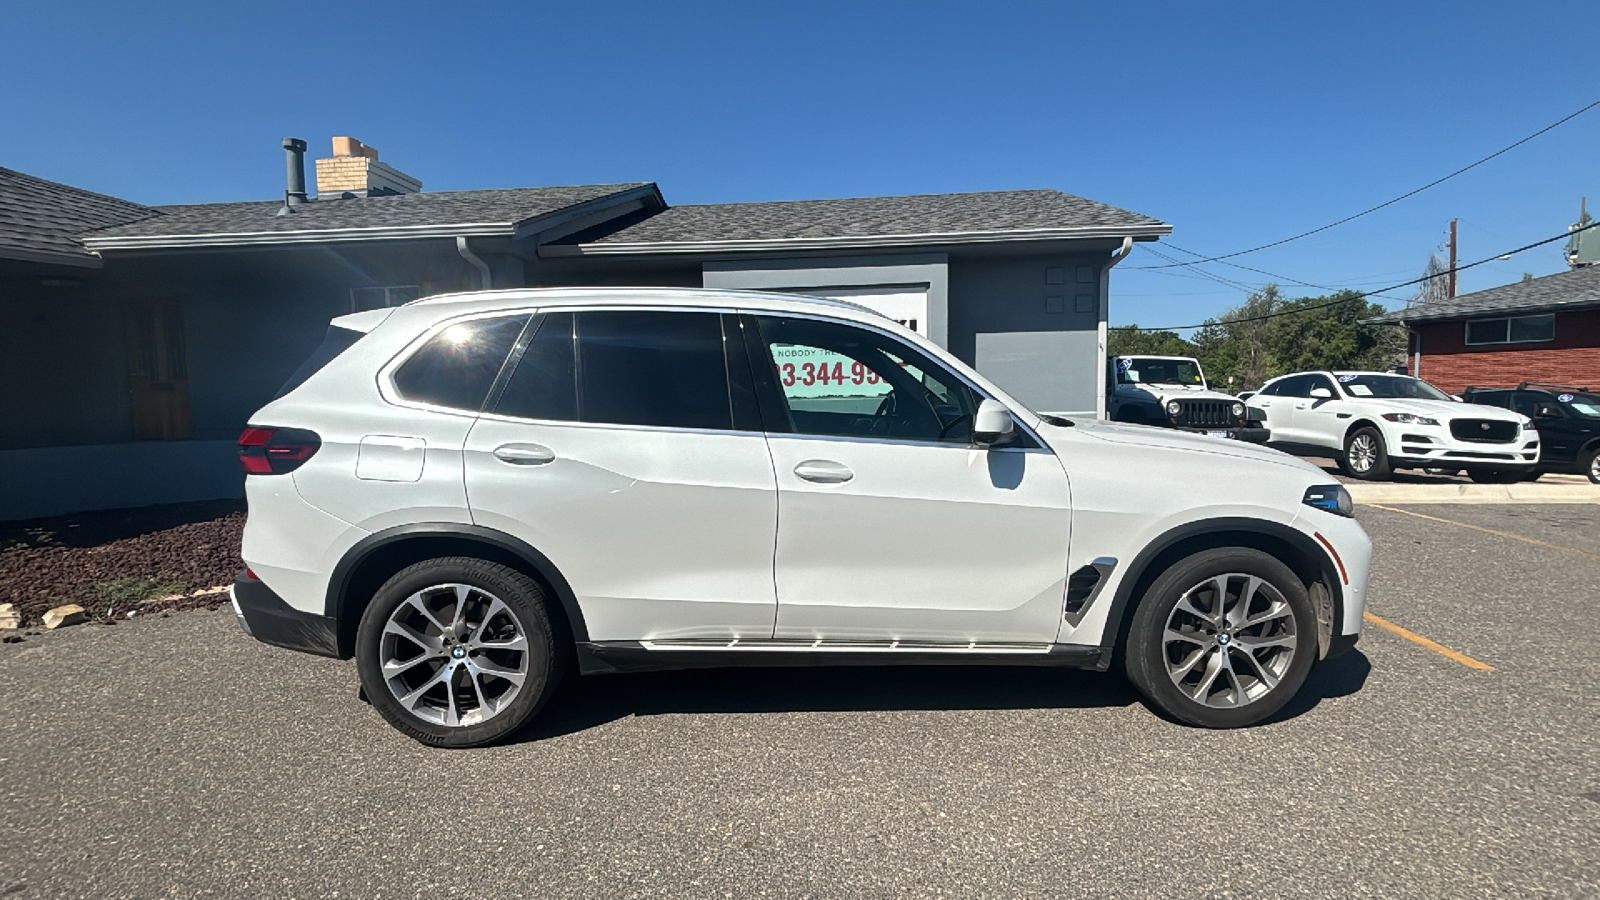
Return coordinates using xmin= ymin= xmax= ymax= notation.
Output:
xmin=1309 ymin=387 xmax=1333 ymax=399
xmin=973 ymin=399 xmax=1015 ymax=447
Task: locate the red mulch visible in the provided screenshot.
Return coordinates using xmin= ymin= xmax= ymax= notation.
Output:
xmin=0 ymin=500 xmax=246 ymax=627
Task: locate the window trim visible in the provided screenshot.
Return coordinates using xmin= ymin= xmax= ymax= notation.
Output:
xmin=379 ymin=309 xmax=538 ymax=418
xmin=1463 ymin=313 xmax=1556 ymax=346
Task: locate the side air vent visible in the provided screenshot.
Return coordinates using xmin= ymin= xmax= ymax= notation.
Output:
xmin=1065 ymin=566 xmax=1103 ymax=615
xmin=1063 ymin=557 xmax=1119 ymax=627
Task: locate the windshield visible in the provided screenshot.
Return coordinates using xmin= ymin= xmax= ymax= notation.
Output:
xmin=1336 ymin=374 xmax=1453 ymax=402
xmin=1562 ymin=395 xmax=1600 ymax=418
xmin=1117 ymin=357 xmax=1205 ymax=387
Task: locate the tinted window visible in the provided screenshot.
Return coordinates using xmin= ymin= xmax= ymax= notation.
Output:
xmin=1307 ymin=375 xmax=1338 ymax=397
xmin=495 ymin=313 xmax=578 ymax=421
xmin=1468 ymin=390 xmax=1513 ymax=410
xmin=575 ymin=311 xmax=732 ymax=430
xmin=755 ymin=315 xmax=978 ymax=443
xmin=1269 ymin=375 xmax=1310 ymax=398
xmin=276 ymin=325 xmax=362 ymax=399
xmin=393 ymin=314 xmax=529 ymax=411
xmin=1117 ymin=357 xmax=1204 ymax=386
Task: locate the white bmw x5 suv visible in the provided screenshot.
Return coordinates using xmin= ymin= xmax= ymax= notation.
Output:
xmin=233 ymin=288 xmax=1370 ymax=746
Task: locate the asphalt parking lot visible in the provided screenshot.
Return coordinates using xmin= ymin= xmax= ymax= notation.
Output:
xmin=2 ymin=504 xmax=1597 ymax=898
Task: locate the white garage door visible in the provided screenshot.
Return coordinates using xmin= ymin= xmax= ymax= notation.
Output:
xmin=796 ymin=286 xmax=929 ymax=338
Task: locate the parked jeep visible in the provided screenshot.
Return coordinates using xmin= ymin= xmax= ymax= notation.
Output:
xmin=1107 ymin=355 xmax=1268 ymax=443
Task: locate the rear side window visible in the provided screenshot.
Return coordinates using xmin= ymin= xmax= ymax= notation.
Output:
xmin=393 ymin=314 xmax=529 ymax=411
xmin=275 ymin=325 xmax=363 ymax=399
xmin=494 ymin=310 xmax=733 ymax=430
xmin=577 ymin=311 xmax=731 ymax=430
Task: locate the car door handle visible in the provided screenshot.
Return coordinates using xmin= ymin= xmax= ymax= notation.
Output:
xmin=794 ymin=459 xmax=854 ymax=484
xmin=1294 ymin=403 xmax=1309 ymax=410
xmin=493 ymin=443 xmax=556 ymax=466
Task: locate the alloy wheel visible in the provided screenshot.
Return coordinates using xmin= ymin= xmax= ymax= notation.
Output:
xmin=1347 ymin=434 xmax=1377 ymax=473
xmin=379 ymin=583 xmax=529 ymax=727
xmin=1162 ymin=573 xmax=1298 ymax=709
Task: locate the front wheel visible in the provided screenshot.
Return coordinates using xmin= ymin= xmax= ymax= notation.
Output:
xmin=1122 ymin=548 xmax=1317 ymax=728
xmin=1341 ymin=426 xmax=1391 ymax=480
xmin=1583 ymin=448 xmax=1600 ymax=484
xmin=356 ymin=557 xmax=565 ymax=748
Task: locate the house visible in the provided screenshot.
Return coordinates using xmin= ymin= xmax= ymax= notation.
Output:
xmin=1365 ymin=265 xmax=1600 ymax=394
xmin=1 ymin=137 xmax=1170 ymax=521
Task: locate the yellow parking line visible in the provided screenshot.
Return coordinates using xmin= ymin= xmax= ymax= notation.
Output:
xmin=1363 ymin=611 xmax=1494 ymax=671
xmin=1363 ymin=503 xmax=1600 ymax=563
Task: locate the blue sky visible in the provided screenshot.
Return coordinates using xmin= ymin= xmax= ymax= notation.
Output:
xmin=4 ymin=1 xmax=1596 ymax=328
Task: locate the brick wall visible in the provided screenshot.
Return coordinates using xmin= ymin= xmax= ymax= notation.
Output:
xmin=1412 ymin=308 xmax=1600 ymax=393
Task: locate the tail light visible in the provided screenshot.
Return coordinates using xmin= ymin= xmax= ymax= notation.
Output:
xmin=238 ymin=426 xmax=321 ymax=475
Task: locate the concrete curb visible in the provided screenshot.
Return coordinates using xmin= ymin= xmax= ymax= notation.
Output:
xmin=1349 ymin=482 xmax=1600 ymax=505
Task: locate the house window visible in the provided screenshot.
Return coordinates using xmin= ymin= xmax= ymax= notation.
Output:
xmin=1463 ymin=314 xmax=1555 ymax=346
xmin=351 ymin=285 xmax=422 ymax=312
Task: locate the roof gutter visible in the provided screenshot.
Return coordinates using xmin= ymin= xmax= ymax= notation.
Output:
xmin=456 ymin=236 xmax=493 ymax=290
xmin=546 ymin=223 xmax=1171 ymax=258
xmin=1096 ymin=237 xmax=1134 ymax=419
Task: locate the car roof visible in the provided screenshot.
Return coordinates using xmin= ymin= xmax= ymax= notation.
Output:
xmin=401 ymin=286 xmax=888 ymax=321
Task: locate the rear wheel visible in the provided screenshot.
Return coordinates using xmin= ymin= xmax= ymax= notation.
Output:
xmin=1123 ymin=548 xmax=1317 ymax=728
xmin=356 ymin=557 xmax=565 ymax=748
xmin=1341 ymin=427 xmax=1391 ymax=480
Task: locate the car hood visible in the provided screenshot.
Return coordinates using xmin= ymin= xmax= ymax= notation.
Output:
xmin=1360 ymin=397 xmax=1523 ymax=420
xmin=1038 ymin=418 xmax=1325 ymax=475
xmin=1116 ymin=383 xmax=1241 ymax=402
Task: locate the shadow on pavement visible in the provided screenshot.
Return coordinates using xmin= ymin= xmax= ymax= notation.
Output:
xmin=515 ymin=650 xmax=1371 ymax=741
xmin=519 ymin=663 xmax=1142 ymax=741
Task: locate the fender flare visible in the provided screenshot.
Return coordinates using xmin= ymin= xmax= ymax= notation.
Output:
xmin=1095 ymin=516 xmax=1345 ymax=657
xmin=325 ymin=523 xmax=589 ymax=644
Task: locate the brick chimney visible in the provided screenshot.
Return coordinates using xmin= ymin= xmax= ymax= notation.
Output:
xmin=314 ymin=136 xmax=422 ymax=198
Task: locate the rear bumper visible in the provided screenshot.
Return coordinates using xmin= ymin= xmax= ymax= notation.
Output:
xmin=231 ymin=570 xmax=341 ymax=658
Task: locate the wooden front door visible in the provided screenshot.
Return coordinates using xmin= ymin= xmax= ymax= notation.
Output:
xmin=124 ymin=302 xmax=192 ymax=440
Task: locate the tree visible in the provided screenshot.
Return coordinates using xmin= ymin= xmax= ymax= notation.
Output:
xmin=1107 ymin=325 xmax=1195 ymax=358
xmin=1266 ymin=291 xmax=1405 ymax=375
xmin=1409 ymin=253 xmax=1451 ymax=307
xmin=1190 ymin=285 xmax=1282 ymax=390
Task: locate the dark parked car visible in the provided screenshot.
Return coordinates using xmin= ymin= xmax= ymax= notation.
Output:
xmin=1461 ymin=383 xmax=1600 ymax=483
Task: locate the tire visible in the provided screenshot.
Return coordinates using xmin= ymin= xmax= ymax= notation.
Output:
xmin=1341 ymin=426 xmax=1391 ymax=480
xmin=1468 ymin=470 xmax=1521 ymax=484
xmin=356 ymin=557 xmax=566 ymax=748
xmin=1122 ymin=548 xmax=1317 ymax=729
xmin=1583 ymin=447 xmax=1600 ymax=485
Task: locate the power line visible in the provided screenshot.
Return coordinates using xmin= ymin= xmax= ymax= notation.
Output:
xmin=1124 ymin=97 xmax=1600 ymax=270
xmin=1157 ymin=242 xmax=1409 ymax=302
xmin=1137 ymin=244 xmax=1261 ymax=293
xmin=1126 ymin=220 xmax=1600 ymax=331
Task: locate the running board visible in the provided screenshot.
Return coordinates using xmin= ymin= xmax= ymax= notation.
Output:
xmin=576 ymin=639 xmax=1108 ymax=676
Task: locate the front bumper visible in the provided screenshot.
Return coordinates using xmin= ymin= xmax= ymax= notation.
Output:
xmin=1173 ymin=425 xmax=1270 ymax=444
xmin=231 ymin=570 xmax=341 ymax=658
xmin=1392 ymin=430 xmax=1539 ymax=469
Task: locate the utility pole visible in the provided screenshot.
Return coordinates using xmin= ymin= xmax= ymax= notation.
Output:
xmin=1447 ymin=218 xmax=1458 ymax=298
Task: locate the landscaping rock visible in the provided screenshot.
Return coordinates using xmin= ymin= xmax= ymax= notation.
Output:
xmin=0 ymin=603 xmax=18 ymax=629
xmin=42 ymin=604 xmax=87 ymax=629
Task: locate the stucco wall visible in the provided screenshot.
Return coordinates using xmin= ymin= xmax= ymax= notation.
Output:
xmin=1412 ymin=309 xmax=1600 ymax=393
xmin=0 ymin=273 xmax=129 ymax=450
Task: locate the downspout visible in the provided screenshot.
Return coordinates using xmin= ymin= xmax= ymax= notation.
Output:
xmin=1096 ymin=237 xmax=1134 ymax=419
xmin=456 ymin=236 xmax=493 ymax=290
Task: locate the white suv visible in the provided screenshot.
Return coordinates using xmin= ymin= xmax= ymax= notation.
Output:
xmin=232 ymin=288 xmax=1370 ymax=746
xmin=1248 ymin=371 xmax=1539 ymax=481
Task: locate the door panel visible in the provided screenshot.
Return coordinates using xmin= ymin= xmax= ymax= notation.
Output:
xmin=767 ymin=437 xmax=1072 ymax=643
xmin=465 ymin=419 xmax=778 ymax=642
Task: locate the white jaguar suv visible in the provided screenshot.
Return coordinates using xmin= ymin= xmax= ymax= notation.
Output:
xmin=1248 ymin=371 xmax=1538 ymax=481
xmin=231 ymin=288 xmax=1371 ymax=746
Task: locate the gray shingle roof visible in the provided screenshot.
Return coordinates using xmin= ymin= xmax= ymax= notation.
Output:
xmin=0 ymin=167 xmax=159 ymax=265
xmin=565 ymin=189 xmax=1168 ymax=253
xmin=1365 ymin=265 xmax=1600 ymax=324
xmin=81 ymin=183 xmax=657 ymax=250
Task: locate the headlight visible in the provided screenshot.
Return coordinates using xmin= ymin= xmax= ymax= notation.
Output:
xmin=1380 ymin=412 xmax=1439 ymax=426
xmin=1231 ymin=402 xmax=1245 ymax=417
xmin=1303 ymin=484 xmax=1354 ymax=518
xmin=1166 ymin=400 xmax=1182 ymax=415
xmin=1519 ymin=418 xmax=1535 ymax=432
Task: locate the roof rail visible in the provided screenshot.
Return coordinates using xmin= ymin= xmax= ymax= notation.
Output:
xmin=1518 ymin=381 xmax=1591 ymax=393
